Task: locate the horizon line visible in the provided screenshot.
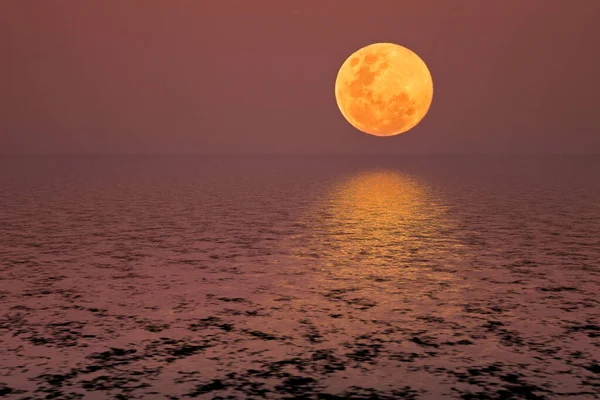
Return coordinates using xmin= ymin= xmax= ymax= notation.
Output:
xmin=1 ymin=153 xmax=599 ymax=157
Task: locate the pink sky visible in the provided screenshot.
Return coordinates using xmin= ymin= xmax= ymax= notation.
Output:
xmin=1 ymin=0 xmax=599 ymax=154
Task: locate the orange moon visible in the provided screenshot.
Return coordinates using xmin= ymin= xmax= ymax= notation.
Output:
xmin=334 ymin=43 xmax=433 ymax=137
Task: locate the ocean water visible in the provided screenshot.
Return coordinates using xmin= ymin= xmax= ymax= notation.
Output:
xmin=0 ymin=155 xmax=599 ymax=399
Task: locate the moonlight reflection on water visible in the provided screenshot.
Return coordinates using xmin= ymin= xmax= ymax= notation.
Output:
xmin=294 ymin=170 xmax=465 ymax=283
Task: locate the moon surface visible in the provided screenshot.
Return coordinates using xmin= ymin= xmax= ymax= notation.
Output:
xmin=335 ymin=43 xmax=433 ymax=137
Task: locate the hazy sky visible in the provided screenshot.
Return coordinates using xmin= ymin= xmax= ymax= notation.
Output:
xmin=1 ymin=1 xmax=599 ymax=155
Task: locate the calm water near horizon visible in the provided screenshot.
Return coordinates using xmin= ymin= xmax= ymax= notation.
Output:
xmin=1 ymin=155 xmax=599 ymax=399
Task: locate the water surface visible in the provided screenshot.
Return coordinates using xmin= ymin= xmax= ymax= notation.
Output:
xmin=1 ymin=156 xmax=599 ymax=399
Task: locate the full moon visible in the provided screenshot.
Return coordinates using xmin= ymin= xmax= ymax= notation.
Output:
xmin=335 ymin=43 xmax=433 ymax=137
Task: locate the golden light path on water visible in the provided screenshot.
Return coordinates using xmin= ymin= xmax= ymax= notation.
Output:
xmin=292 ymin=169 xmax=466 ymax=282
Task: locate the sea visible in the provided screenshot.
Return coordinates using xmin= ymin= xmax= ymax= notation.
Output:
xmin=0 ymin=155 xmax=599 ymax=399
